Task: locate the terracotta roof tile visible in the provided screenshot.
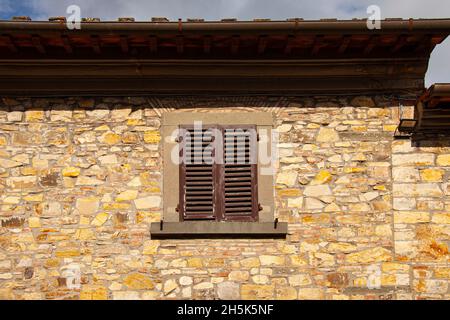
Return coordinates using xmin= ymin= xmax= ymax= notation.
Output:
xmin=12 ymin=16 xmax=31 ymax=21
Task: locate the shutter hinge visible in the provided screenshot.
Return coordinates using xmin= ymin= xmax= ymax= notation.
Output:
xmin=274 ymin=218 xmax=278 ymax=229
xmin=257 ymin=133 xmax=260 ymax=141
xmin=258 ymin=203 xmax=263 ymax=211
xmin=160 ymin=220 xmax=164 ymax=231
xmin=175 ymin=204 xmax=180 ymax=212
xmin=175 ymin=136 xmax=182 ymax=143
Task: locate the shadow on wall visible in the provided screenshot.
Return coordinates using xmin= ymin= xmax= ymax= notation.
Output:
xmin=411 ymin=134 xmax=450 ymax=147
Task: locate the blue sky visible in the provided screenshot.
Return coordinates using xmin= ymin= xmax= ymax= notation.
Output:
xmin=0 ymin=0 xmax=449 ymax=85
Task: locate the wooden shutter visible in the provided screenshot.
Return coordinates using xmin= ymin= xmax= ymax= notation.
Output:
xmin=179 ymin=126 xmax=217 ymax=221
xmin=179 ymin=125 xmax=258 ymax=222
xmin=219 ymin=125 xmax=258 ymax=222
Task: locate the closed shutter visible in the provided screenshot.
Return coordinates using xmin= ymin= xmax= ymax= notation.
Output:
xmin=179 ymin=125 xmax=258 ymax=222
xmin=179 ymin=126 xmax=217 ymax=220
xmin=219 ymin=126 xmax=258 ymax=221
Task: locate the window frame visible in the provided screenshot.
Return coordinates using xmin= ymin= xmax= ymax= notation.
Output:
xmin=178 ymin=124 xmax=259 ymax=223
xmin=152 ymin=111 xmax=288 ymax=238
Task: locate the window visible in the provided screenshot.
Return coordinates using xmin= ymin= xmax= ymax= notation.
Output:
xmin=151 ymin=112 xmax=287 ymax=238
xmin=179 ymin=125 xmax=259 ymax=222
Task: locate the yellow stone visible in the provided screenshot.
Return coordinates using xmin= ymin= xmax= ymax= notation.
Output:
xmin=32 ymin=157 xmax=48 ymax=169
xmin=374 ymin=185 xmax=387 ymax=191
xmin=346 ymin=247 xmax=392 ymax=264
xmin=307 ymin=123 xmax=320 ymax=129
xmin=25 ymin=110 xmax=44 ymax=122
xmin=79 ymin=216 xmax=90 ymax=225
xmin=394 ymin=211 xmax=430 ymax=224
xmin=94 ymin=124 xmax=110 ymax=131
xmin=353 ymin=277 xmax=367 ymax=287
xmin=277 ymin=189 xmax=302 ymax=197
xmin=352 ymin=153 xmax=367 ymax=161
xmin=44 ymin=258 xmax=60 ymax=268
xmin=103 ymin=202 xmax=130 ymax=210
xmin=123 ymin=273 xmax=155 ymax=290
xmin=127 ymin=119 xmax=145 ymax=126
xmin=310 ymin=170 xmax=332 ymax=185
xmin=289 ymin=274 xmax=312 ymax=286
xmin=383 ymin=125 xmax=397 ymax=132
xmin=375 ymin=224 xmax=392 ymax=237
xmin=80 ymin=285 xmax=108 ymax=300
xmin=144 ymin=131 xmax=161 ymax=144
xmin=55 ymin=248 xmax=80 ymax=257
xmin=316 ymin=127 xmax=339 ymax=142
xmin=241 ymin=285 xmax=274 ymax=300
xmin=116 ymin=190 xmax=138 ymax=202
xmin=382 ymin=262 xmax=410 ymax=273
xmin=352 ymin=125 xmax=367 ymax=132
xmin=431 ymin=213 xmax=450 ymax=224
xmin=240 ymin=257 xmax=260 ymax=268
xmin=21 ymin=167 xmax=37 ymax=176
xmin=436 ymin=154 xmax=450 ymax=166
xmin=23 ymin=193 xmax=44 ymax=202
xmin=102 ymin=132 xmax=121 ymax=145
xmin=0 ymin=136 xmax=6 ymax=145
xmin=91 ymin=212 xmax=109 ymax=227
xmin=76 ymin=197 xmax=99 ymax=215
xmin=327 ymin=242 xmax=357 ymax=253
xmin=187 ymin=258 xmax=203 ymax=268
xmin=62 ymin=166 xmax=80 ymax=177
xmin=228 ymin=271 xmax=249 ymax=282
xmin=420 ymin=169 xmax=444 ymax=182
xmin=344 ymin=167 xmax=366 ymax=173
xmin=260 ymin=255 xmax=285 ymax=266
xmin=74 ymin=228 xmax=95 ymax=240
xmin=164 ymin=279 xmax=178 ymax=295
xmin=143 ymin=240 xmax=159 ymax=255
xmin=289 ymin=256 xmax=308 ymax=266
xmin=276 ymin=287 xmax=297 ymax=300
xmin=298 ymin=288 xmax=324 ymax=300
xmin=381 ymin=274 xmax=397 ymax=286
xmin=434 ymin=268 xmax=450 ymax=279
xmin=28 ymin=217 xmax=41 ymax=228
xmin=136 ymin=211 xmax=160 ymax=223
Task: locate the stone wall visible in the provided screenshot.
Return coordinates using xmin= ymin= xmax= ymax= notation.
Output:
xmin=0 ymin=96 xmax=448 ymax=300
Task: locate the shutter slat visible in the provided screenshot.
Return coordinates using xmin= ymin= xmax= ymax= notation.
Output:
xmin=220 ymin=127 xmax=258 ymax=221
xmin=180 ymin=127 xmax=216 ymax=221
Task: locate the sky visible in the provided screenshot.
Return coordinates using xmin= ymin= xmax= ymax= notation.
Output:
xmin=0 ymin=0 xmax=449 ymax=86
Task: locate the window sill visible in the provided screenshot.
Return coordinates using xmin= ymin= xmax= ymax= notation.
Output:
xmin=150 ymin=221 xmax=288 ymax=239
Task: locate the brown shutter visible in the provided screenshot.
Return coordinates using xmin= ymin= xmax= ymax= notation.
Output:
xmin=219 ymin=125 xmax=258 ymax=222
xmin=179 ymin=126 xmax=217 ymax=221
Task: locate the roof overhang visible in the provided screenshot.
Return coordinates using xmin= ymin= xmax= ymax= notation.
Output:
xmin=0 ymin=18 xmax=449 ymax=96
xmin=413 ymin=83 xmax=450 ymax=133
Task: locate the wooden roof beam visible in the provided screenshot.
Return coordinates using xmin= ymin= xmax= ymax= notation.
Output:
xmin=414 ymin=35 xmax=432 ymax=53
xmin=120 ymin=35 xmax=129 ymax=53
xmin=338 ymin=35 xmax=352 ymax=54
xmin=310 ymin=35 xmax=324 ymax=56
xmin=176 ymin=35 xmax=184 ymax=54
xmin=148 ymin=36 xmax=157 ymax=54
xmin=231 ymin=35 xmax=239 ymax=55
xmin=284 ymin=35 xmax=295 ymax=55
xmin=203 ymin=35 xmax=211 ymax=54
xmin=391 ymin=35 xmax=408 ymax=53
xmin=364 ymin=35 xmax=380 ymax=55
xmin=90 ymin=35 xmax=101 ymax=54
xmin=257 ymin=35 xmax=268 ymax=55
xmin=31 ymin=35 xmax=45 ymax=54
xmin=61 ymin=35 xmax=73 ymax=54
xmin=2 ymin=35 xmax=18 ymax=53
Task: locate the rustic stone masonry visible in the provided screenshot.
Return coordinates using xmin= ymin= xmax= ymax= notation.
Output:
xmin=0 ymin=95 xmax=448 ymax=300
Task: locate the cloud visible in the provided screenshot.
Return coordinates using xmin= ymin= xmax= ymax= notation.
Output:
xmin=2 ymin=0 xmax=450 ymax=85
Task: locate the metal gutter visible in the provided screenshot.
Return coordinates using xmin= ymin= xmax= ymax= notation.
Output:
xmin=1 ymin=19 xmax=450 ymax=35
